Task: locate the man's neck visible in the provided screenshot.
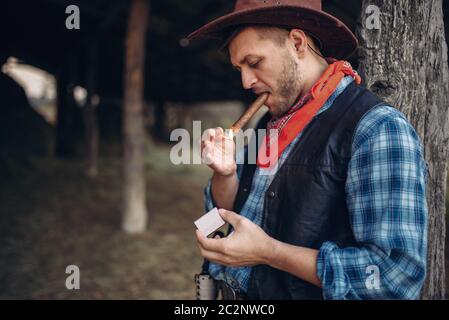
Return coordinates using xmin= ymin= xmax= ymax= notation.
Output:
xmin=298 ymin=58 xmax=329 ymax=99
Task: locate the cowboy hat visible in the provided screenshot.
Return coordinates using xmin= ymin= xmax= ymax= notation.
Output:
xmin=187 ymin=0 xmax=358 ymax=59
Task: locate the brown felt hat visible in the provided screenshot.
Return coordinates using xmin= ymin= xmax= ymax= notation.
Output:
xmin=187 ymin=0 xmax=358 ymax=59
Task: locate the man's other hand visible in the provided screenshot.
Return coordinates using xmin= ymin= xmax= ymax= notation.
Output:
xmin=195 ymin=209 xmax=274 ymax=267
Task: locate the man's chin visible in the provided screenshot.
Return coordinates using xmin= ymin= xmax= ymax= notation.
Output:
xmin=267 ymin=107 xmax=281 ymax=118
xmin=265 ymin=98 xmax=288 ymax=118
xmin=266 ymin=103 xmax=290 ymax=118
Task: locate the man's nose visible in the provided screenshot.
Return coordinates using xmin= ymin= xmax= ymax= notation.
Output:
xmin=241 ymin=69 xmax=257 ymax=90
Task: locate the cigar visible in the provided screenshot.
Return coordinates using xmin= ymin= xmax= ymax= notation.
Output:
xmin=228 ymin=93 xmax=269 ymax=138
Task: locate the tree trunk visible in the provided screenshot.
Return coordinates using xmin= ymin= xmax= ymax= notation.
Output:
xmin=56 ymin=54 xmax=78 ymax=157
xmin=122 ymin=0 xmax=149 ymax=233
xmin=357 ymin=0 xmax=449 ymax=299
xmin=84 ymin=40 xmax=99 ymax=178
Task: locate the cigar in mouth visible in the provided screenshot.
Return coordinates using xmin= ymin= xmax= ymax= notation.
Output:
xmin=227 ymin=93 xmax=269 ymax=138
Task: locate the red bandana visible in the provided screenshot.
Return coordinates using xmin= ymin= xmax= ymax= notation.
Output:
xmin=257 ymin=60 xmax=361 ymax=168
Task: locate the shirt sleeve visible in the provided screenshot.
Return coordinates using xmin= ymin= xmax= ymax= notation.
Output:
xmin=316 ymin=105 xmax=428 ymax=300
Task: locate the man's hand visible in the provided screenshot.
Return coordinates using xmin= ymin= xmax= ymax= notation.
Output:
xmin=195 ymin=209 xmax=274 ymax=267
xmin=201 ymin=127 xmax=236 ymax=176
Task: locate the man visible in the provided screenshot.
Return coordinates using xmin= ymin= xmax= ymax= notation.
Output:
xmin=188 ymin=0 xmax=428 ymax=300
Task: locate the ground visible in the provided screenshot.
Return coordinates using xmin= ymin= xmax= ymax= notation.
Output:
xmin=0 ymin=142 xmax=210 ymax=299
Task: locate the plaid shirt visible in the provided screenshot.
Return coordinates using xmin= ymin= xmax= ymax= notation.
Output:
xmin=204 ymin=76 xmax=428 ymax=300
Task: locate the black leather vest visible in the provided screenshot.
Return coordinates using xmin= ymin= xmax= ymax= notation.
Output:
xmin=232 ymin=82 xmax=386 ymax=299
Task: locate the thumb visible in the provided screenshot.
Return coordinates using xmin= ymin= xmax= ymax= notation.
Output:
xmin=218 ymin=209 xmax=241 ymax=227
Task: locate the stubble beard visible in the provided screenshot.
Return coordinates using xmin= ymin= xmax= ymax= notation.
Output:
xmin=271 ymin=52 xmax=303 ymax=118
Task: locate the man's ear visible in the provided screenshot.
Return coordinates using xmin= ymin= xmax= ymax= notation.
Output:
xmin=288 ymin=29 xmax=307 ymax=57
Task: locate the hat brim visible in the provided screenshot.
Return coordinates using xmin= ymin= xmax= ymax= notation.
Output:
xmin=187 ymin=5 xmax=358 ymax=60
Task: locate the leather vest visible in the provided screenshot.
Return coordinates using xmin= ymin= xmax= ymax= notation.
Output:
xmin=232 ymin=82 xmax=386 ymax=299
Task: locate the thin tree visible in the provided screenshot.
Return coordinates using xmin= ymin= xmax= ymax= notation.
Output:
xmin=122 ymin=0 xmax=149 ymax=233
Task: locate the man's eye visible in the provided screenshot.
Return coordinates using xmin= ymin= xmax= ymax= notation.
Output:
xmin=249 ymin=61 xmax=260 ymax=68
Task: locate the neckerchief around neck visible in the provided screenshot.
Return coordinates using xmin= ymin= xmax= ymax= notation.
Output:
xmin=257 ymin=60 xmax=362 ymax=168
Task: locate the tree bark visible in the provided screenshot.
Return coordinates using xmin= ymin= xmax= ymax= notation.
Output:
xmin=357 ymin=0 xmax=449 ymax=299
xmin=122 ymin=0 xmax=149 ymax=233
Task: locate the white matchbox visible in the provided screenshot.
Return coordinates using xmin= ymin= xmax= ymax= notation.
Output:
xmin=194 ymin=207 xmax=226 ymax=237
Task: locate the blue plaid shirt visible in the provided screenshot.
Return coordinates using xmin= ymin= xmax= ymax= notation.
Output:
xmin=204 ymin=76 xmax=428 ymax=300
